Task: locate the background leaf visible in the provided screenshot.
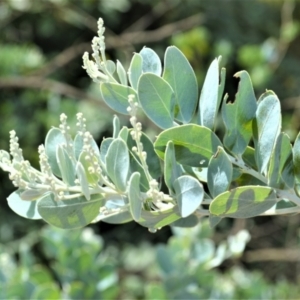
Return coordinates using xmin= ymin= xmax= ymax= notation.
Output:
xmin=138 ymin=73 xmax=175 ymax=129
xmin=163 ymin=46 xmax=198 ymax=123
xmin=210 ymin=186 xmax=277 ymax=218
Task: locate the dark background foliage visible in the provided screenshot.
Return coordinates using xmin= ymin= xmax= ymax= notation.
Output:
xmin=1 ymin=0 xmax=300 ymax=296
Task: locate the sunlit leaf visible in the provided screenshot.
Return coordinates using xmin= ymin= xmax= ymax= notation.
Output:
xmin=128 ymin=53 xmax=143 ymax=90
xmin=128 ymin=172 xmax=142 ymax=221
xmin=222 ymin=71 xmax=257 ymax=155
xmin=174 ymin=175 xmax=204 ymax=217
xmin=210 ymin=186 xmax=277 ymax=218
xmin=56 ymin=145 xmax=76 ymax=186
xmin=8 ymin=189 xmax=42 ymax=219
xmin=154 ymin=124 xmax=222 ymax=167
xmin=45 ymin=128 xmax=67 ymax=177
xmin=163 ymin=46 xmax=198 ymax=123
xmin=198 ymin=58 xmax=219 ymax=130
xmin=100 ymin=83 xmax=137 ymax=115
xmin=38 ymin=194 xmax=103 ymax=229
xmin=140 ymin=47 xmax=162 ymax=75
xmin=105 ymin=138 xmax=129 ymax=192
xmin=76 ymin=162 xmax=91 ymax=200
xmin=138 ymin=73 xmax=175 ymax=129
xmin=254 ymin=90 xmax=281 ymax=174
xmin=164 ymin=141 xmax=183 ymax=193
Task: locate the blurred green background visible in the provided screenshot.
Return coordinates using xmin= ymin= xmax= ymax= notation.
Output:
xmin=1 ymin=0 xmax=300 ymax=298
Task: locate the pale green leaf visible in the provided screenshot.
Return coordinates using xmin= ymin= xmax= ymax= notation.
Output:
xmin=164 ymin=141 xmax=183 ymax=193
xmin=100 ymin=82 xmax=137 ymax=115
xmin=174 ymin=175 xmax=204 ymax=218
xmin=38 ymin=193 xmax=103 ymax=229
xmin=268 ymin=133 xmax=293 ymax=189
xmin=105 ymin=60 xmax=116 ymax=75
xmin=20 ymin=189 xmax=47 ymax=201
xmin=78 ymin=151 xmax=100 ymax=186
xmin=163 ymin=46 xmax=198 ymax=123
xmin=128 ymin=53 xmax=143 ymax=90
xmin=113 ymin=115 xmax=120 ymax=138
xmin=140 ymin=47 xmax=162 ymax=75
xmin=254 ymin=91 xmax=281 ymax=174
xmin=128 ymin=172 xmax=142 ymax=221
xmin=198 ymin=58 xmax=219 ymax=130
xmin=207 ymin=147 xmax=232 ymax=198
xmin=222 ymin=71 xmax=257 ymax=155
xmin=45 ymin=128 xmax=67 ymax=177
xmin=56 ymin=145 xmax=76 ymax=186
xmin=76 ymin=162 xmax=91 ymax=200
xmin=154 ymin=124 xmax=222 ymax=167
xmin=118 ymin=126 xmax=129 ymax=142
xmin=210 ymin=186 xmax=277 ymax=218
xmin=105 ymin=138 xmax=129 ymax=192
xmin=116 ymin=60 xmax=128 ymax=85
xmin=8 ymin=189 xmax=42 ymax=219
xmin=100 ymin=138 xmax=113 ymax=163
xmin=138 ymin=73 xmax=175 ymax=129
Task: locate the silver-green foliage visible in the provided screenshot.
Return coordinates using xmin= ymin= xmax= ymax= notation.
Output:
xmin=1 ymin=18 xmax=300 ymax=231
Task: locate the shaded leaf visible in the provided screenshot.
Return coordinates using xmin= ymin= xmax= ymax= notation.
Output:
xmin=78 ymin=151 xmax=100 ymax=187
xmin=210 ymin=186 xmax=277 ymax=218
xmin=174 ymin=175 xmax=204 ymax=217
xmin=8 ymin=189 xmax=42 ymax=219
xmin=172 ymin=214 xmax=200 ymax=227
xmin=154 ymin=124 xmax=222 ymax=167
xmin=38 ymin=194 xmax=103 ymax=229
xmin=138 ymin=73 xmax=175 ymax=129
xmin=100 ymin=83 xmax=137 ymax=115
xmin=20 ymin=189 xmax=47 ymax=201
xmin=207 ymin=147 xmax=232 ymax=198
xmin=100 ymin=138 xmax=113 ymax=164
xmin=163 ymin=46 xmax=198 ymax=123
xmin=222 ymin=71 xmax=257 ymax=155
xmin=76 ymin=162 xmax=91 ymax=200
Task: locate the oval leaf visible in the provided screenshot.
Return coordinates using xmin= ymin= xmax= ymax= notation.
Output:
xmin=76 ymin=162 xmax=91 ymax=200
xmin=38 ymin=193 xmax=103 ymax=229
xmin=56 ymin=145 xmax=76 ymax=186
xmin=100 ymin=83 xmax=137 ymax=115
xmin=210 ymin=186 xmax=277 ymax=218
xmin=163 ymin=46 xmax=198 ymax=123
xmin=154 ymin=124 xmax=222 ymax=167
xmin=116 ymin=60 xmax=128 ymax=85
xmin=174 ymin=175 xmax=204 ymax=218
xmin=138 ymin=73 xmax=175 ymax=129
xmin=140 ymin=47 xmax=162 ymax=75
xmin=105 ymin=138 xmax=129 ymax=192
xmin=8 ymin=189 xmax=42 ymax=219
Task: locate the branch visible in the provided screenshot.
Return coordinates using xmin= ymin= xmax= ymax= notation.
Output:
xmin=0 ymin=76 xmax=113 ymax=113
xmin=244 ymin=248 xmax=300 ymax=262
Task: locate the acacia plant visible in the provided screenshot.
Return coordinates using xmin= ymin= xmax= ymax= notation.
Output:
xmin=1 ymin=18 xmax=299 ymax=231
